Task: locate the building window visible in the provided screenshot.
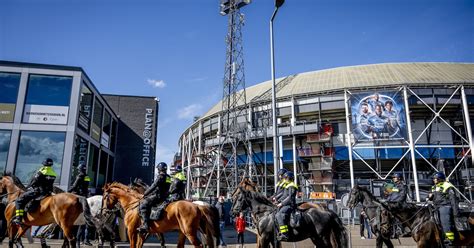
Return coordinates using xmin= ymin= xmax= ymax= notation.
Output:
xmin=87 ymin=145 xmax=99 ymax=189
xmin=23 ymin=75 xmax=73 ymax=125
xmin=107 ymin=156 xmax=114 ymax=183
xmin=78 ymin=83 xmax=93 ymax=132
xmin=0 ymin=130 xmax=12 ymax=172
xmin=110 ymin=119 xmax=117 ymax=152
xmin=0 ymin=72 xmax=21 ymax=122
xmin=97 ymin=151 xmax=108 ymax=190
xmin=91 ymin=99 xmax=103 ymax=142
xmin=71 ymin=135 xmax=89 ymax=184
xmin=15 ymin=131 xmax=65 ymax=183
xmin=101 ymin=111 xmax=111 ymax=148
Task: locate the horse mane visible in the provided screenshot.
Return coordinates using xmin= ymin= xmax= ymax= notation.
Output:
xmin=106 ymin=182 xmax=143 ymax=199
xmin=356 ymin=185 xmax=380 ymax=203
xmin=248 ymin=190 xmax=274 ymax=206
xmin=3 ymin=171 xmax=28 ymax=191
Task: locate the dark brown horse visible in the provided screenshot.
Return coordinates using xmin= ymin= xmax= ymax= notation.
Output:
xmin=348 ymin=185 xmax=474 ymax=247
xmin=0 ymin=174 xmax=94 ymax=248
xmin=103 ymin=182 xmax=213 ymax=248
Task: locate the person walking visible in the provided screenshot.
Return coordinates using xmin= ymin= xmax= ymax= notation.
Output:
xmin=359 ymin=207 xmax=372 ymax=239
xmin=235 ymin=212 xmax=246 ymax=248
xmin=215 ymin=196 xmax=227 ymax=247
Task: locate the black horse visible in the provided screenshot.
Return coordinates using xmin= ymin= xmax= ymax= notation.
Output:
xmin=230 ymin=186 xmax=348 ymax=248
xmin=346 ymin=186 xmax=394 ymax=248
xmin=347 ymin=185 xmax=448 ymax=248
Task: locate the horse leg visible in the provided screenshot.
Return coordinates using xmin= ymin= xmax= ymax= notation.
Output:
xmin=127 ymin=229 xmax=137 ymax=248
xmin=185 ymin=234 xmax=202 ymax=248
xmin=158 ymin=233 xmax=166 ymax=248
xmin=177 ymin=232 xmax=186 ymax=248
xmin=384 ymin=237 xmax=394 ymax=248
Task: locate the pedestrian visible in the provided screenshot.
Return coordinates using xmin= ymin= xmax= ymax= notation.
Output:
xmin=235 ymin=212 xmax=245 ymax=247
xmin=215 ymin=195 xmax=227 ymax=247
xmin=359 ymin=207 xmax=372 ymax=239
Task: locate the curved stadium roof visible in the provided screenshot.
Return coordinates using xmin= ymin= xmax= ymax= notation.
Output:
xmin=200 ymin=62 xmax=474 ymax=120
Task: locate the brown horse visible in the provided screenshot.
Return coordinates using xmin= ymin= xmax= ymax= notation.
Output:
xmin=102 ymin=182 xmax=207 ymax=248
xmin=0 ymin=174 xmax=94 ymax=248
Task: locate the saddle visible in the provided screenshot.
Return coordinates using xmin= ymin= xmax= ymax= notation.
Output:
xmin=289 ymin=209 xmax=303 ymax=228
xmin=25 ymin=194 xmax=50 ymax=213
xmin=455 ymin=211 xmax=472 ymax=231
xmin=150 ymin=201 xmax=170 ymax=221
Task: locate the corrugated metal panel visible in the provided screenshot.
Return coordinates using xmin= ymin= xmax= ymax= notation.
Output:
xmin=198 ymin=63 xmax=474 ymax=122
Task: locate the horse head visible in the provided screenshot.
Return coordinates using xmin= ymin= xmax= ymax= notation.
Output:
xmin=102 ymin=183 xmax=121 ymax=210
xmin=347 ymin=185 xmax=363 ymax=209
xmin=230 ymin=186 xmax=252 ymax=217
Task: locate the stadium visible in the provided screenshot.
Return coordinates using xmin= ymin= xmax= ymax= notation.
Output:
xmin=176 ymin=62 xmax=474 ymax=204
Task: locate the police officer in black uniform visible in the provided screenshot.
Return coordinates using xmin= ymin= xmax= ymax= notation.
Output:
xmin=13 ymin=158 xmax=57 ymax=225
xmin=69 ymin=163 xmax=91 ymax=197
xmin=275 ymin=171 xmax=298 ymax=241
xmin=69 ymin=163 xmax=92 ymax=246
xmin=272 ymin=168 xmax=288 ymax=202
xmin=427 ymin=171 xmax=458 ymax=245
xmin=137 ymin=162 xmax=171 ymax=233
xmin=169 ymin=165 xmax=186 ymax=202
xmin=386 ymin=172 xmax=407 ymax=207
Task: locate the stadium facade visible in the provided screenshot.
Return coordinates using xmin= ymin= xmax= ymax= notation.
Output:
xmin=176 ymin=63 xmax=474 ymax=203
xmin=0 ymin=61 xmax=159 ymax=192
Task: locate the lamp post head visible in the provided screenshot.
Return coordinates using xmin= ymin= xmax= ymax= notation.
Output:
xmin=275 ymin=0 xmax=285 ymax=8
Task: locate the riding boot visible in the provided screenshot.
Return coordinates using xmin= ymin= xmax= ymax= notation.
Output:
xmin=13 ymin=209 xmax=24 ymax=225
xmin=278 ymin=225 xmax=289 ymax=241
xmin=137 ymin=209 xmax=150 ymax=234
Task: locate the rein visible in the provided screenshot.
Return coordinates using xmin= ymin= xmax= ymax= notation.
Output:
xmin=0 ymin=190 xmax=19 ymax=198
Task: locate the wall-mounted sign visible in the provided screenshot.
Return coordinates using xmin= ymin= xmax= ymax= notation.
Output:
xmin=351 ymin=91 xmax=406 ymax=142
xmin=309 ymin=192 xmax=335 ymax=200
xmin=142 ymin=108 xmax=154 ymax=167
xmin=0 ymin=103 xmax=15 ymax=122
xmin=101 ymin=132 xmax=109 ymax=148
xmin=23 ymin=104 xmax=69 ymax=124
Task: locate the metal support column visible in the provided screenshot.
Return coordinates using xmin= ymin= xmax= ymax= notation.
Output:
xmin=291 ymin=97 xmax=297 ymax=185
xmin=344 ymin=91 xmax=355 ymax=188
xmin=217 ymin=115 xmax=222 ymax=197
xmin=186 ymin=130 xmax=192 ymax=199
xmin=461 ymin=86 xmax=474 ymax=161
xmin=197 ymin=122 xmax=203 ymax=197
xmin=404 ymin=86 xmax=421 ymax=202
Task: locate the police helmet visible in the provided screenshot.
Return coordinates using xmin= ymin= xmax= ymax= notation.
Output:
xmin=175 ymin=165 xmax=182 ymax=172
xmin=42 ymin=158 xmax=54 ymax=167
xmin=433 ymin=171 xmax=446 ymax=181
xmin=157 ymin=162 xmax=167 ymax=172
xmin=277 ymin=168 xmax=288 ymax=176
xmin=392 ymin=172 xmax=403 ymax=180
xmin=284 ymin=171 xmax=295 ymax=181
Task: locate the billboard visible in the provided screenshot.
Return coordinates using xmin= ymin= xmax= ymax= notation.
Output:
xmin=23 ymin=104 xmax=69 ymax=124
xmin=0 ymin=103 xmax=15 ymax=122
xmin=351 ymin=91 xmax=406 ymax=142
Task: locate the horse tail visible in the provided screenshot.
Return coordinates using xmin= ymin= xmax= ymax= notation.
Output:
xmin=198 ymin=204 xmax=221 ymax=247
xmin=78 ymin=196 xmax=96 ymax=229
xmin=330 ymin=211 xmax=349 ymax=248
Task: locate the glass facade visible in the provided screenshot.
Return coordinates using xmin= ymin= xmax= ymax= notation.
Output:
xmin=0 ymin=130 xmax=12 ymax=172
xmin=15 ymin=131 xmax=66 ymax=183
xmin=23 ymin=75 xmax=73 ymax=125
xmin=78 ymin=84 xmax=93 ymax=132
xmin=91 ymin=99 xmax=103 ymax=142
xmin=0 ymin=72 xmax=21 ymax=122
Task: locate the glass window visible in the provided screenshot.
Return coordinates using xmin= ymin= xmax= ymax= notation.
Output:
xmin=15 ymin=131 xmax=65 ymax=183
xmin=70 ymin=135 xmax=89 ymax=184
xmin=87 ymin=145 xmax=99 ymax=187
xmin=25 ymin=75 xmax=72 ymax=106
xmin=110 ymin=119 xmax=117 ymax=152
xmin=78 ymin=83 xmax=93 ymax=132
xmin=97 ymin=151 xmax=108 ymax=190
xmin=106 ymin=156 xmax=114 ymax=183
xmin=0 ymin=130 xmax=12 ymax=172
xmin=0 ymin=72 xmax=21 ymax=122
xmin=23 ymin=75 xmax=73 ymax=125
xmin=103 ymin=111 xmax=111 ymax=135
xmin=91 ymin=99 xmax=103 ymax=142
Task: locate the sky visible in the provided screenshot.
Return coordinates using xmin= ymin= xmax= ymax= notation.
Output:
xmin=1 ymin=0 xmax=473 ymax=165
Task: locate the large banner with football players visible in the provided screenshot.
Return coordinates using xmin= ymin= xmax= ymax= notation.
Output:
xmin=351 ymin=91 xmax=407 ymax=142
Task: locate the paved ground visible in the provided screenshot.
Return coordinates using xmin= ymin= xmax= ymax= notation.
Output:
xmin=7 ymin=225 xmax=417 ymax=247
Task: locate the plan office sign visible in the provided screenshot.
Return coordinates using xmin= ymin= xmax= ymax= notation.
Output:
xmin=23 ymin=104 xmax=69 ymax=125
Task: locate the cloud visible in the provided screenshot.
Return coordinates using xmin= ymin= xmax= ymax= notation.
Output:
xmin=177 ymin=104 xmax=203 ymax=120
xmin=147 ymin=78 xmax=166 ymax=88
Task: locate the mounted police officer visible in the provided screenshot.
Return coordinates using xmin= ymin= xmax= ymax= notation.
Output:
xmin=275 ymin=171 xmax=298 ymax=241
xmin=427 ymin=171 xmax=459 ymax=245
xmin=69 ymin=163 xmax=92 ymax=246
xmin=13 ymin=158 xmax=57 ymax=225
xmin=69 ymin=163 xmax=91 ymax=197
xmin=272 ymin=168 xmax=288 ymax=202
xmin=137 ymin=162 xmax=171 ymax=234
xmin=386 ymin=172 xmax=407 ymax=207
xmin=169 ymin=165 xmax=186 ymax=201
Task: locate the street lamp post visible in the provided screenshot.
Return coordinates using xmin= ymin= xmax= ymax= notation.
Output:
xmin=271 ymin=0 xmax=284 ymax=189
